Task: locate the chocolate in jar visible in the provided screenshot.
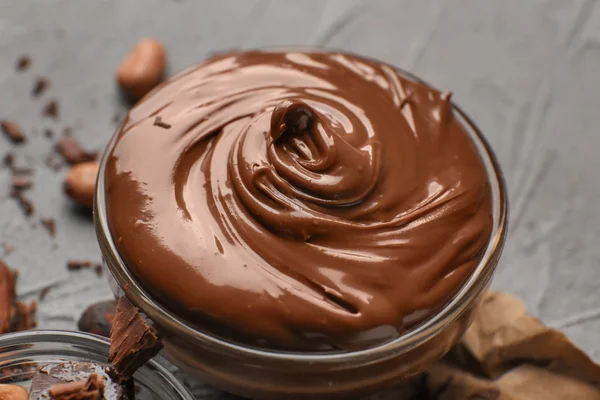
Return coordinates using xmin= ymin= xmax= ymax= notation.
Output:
xmin=104 ymin=50 xmax=493 ymax=352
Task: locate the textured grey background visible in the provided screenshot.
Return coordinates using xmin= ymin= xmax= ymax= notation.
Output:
xmin=1 ymin=0 xmax=600 ymax=397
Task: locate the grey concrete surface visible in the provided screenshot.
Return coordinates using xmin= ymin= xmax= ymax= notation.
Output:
xmin=1 ymin=0 xmax=600 ymax=397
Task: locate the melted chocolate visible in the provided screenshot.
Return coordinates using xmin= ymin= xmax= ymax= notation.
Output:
xmin=104 ymin=51 xmax=492 ymax=351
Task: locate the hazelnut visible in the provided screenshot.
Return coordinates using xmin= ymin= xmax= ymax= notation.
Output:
xmin=63 ymin=161 xmax=99 ymax=208
xmin=0 ymin=384 xmax=28 ymax=400
xmin=117 ymin=38 xmax=166 ymax=99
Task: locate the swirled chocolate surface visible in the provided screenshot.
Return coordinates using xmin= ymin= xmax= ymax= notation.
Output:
xmin=105 ymin=51 xmax=493 ymax=351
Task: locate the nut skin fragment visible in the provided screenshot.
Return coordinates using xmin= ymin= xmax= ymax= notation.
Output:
xmin=0 ymin=384 xmax=28 ymax=400
xmin=63 ymin=161 xmax=99 ymax=208
xmin=117 ymin=39 xmax=166 ymax=99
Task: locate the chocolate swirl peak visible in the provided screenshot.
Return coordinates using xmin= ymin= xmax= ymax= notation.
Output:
xmin=105 ymin=51 xmax=493 ymax=351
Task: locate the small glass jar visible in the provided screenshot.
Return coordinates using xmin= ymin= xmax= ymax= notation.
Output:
xmin=94 ymin=58 xmax=508 ymax=399
xmin=0 ymin=330 xmax=194 ymax=400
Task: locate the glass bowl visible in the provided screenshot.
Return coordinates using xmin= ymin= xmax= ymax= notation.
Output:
xmin=0 ymin=330 xmax=194 ymax=400
xmin=94 ymin=51 xmax=508 ymax=400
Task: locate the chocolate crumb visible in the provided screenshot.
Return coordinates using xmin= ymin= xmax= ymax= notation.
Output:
xmin=32 ymin=77 xmax=49 ymax=97
xmin=16 ymin=56 xmax=30 ymax=72
xmin=3 ymin=153 xmax=15 ymax=168
xmin=153 ymin=116 xmax=171 ymax=129
xmin=0 ymin=261 xmax=37 ymax=334
xmin=39 ymin=287 xmax=51 ymax=301
xmin=2 ymin=243 xmax=15 ymax=256
xmin=109 ymin=296 xmax=163 ymax=377
xmin=43 ymin=99 xmax=59 ymax=119
xmin=12 ymin=175 xmax=32 ymax=191
xmin=41 ymin=217 xmax=56 ymax=237
xmin=44 ymin=128 xmax=54 ymax=139
xmin=55 ymin=137 xmax=96 ymax=164
xmin=94 ymin=264 xmax=103 ymax=276
xmin=67 ymin=260 xmax=92 ymax=271
xmin=1 ymin=120 xmax=26 ymax=144
xmin=11 ymin=191 xmax=34 ymax=216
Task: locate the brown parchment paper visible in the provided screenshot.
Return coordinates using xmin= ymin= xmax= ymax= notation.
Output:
xmin=380 ymin=291 xmax=600 ymax=399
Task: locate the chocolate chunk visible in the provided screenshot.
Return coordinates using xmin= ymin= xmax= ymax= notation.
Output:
xmin=78 ymin=300 xmax=116 ymax=338
xmin=40 ymin=217 xmax=56 ymax=237
xmin=28 ymin=362 xmax=133 ymax=400
xmin=43 ymin=100 xmax=59 ymax=119
xmin=55 ymin=138 xmax=96 ymax=165
xmin=0 ymin=384 xmax=28 ymax=399
xmin=12 ymin=176 xmax=32 ymax=191
xmin=11 ymin=300 xmax=37 ymax=331
xmin=16 ymin=56 xmax=30 ymax=72
xmin=67 ymin=260 xmax=92 ymax=271
xmin=0 ymin=261 xmax=17 ymax=334
xmin=153 ymin=116 xmax=171 ymax=129
xmin=32 ymin=78 xmax=49 ymax=97
xmin=1 ymin=120 xmax=26 ymax=144
xmin=109 ymin=297 xmax=162 ymax=377
xmin=11 ymin=191 xmax=34 ymax=216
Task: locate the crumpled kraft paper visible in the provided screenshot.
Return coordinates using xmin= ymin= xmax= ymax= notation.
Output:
xmin=404 ymin=291 xmax=600 ymax=399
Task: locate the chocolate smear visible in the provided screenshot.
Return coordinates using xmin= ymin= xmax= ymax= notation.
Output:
xmin=1 ymin=120 xmax=26 ymax=144
xmin=153 ymin=116 xmax=171 ymax=129
xmin=109 ymin=296 xmax=162 ymax=377
xmin=55 ymin=138 xmax=96 ymax=164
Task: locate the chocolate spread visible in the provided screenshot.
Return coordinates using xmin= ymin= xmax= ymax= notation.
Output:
xmin=104 ymin=51 xmax=493 ymax=351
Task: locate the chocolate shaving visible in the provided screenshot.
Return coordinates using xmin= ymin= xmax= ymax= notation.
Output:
xmin=1 ymin=120 xmax=26 ymax=144
xmin=49 ymin=373 xmax=104 ymax=400
xmin=109 ymin=296 xmax=163 ymax=377
xmin=32 ymin=77 xmax=49 ymax=97
xmin=153 ymin=116 xmax=171 ymax=129
xmin=41 ymin=217 xmax=56 ymax=237
xmin=0 ymin=261 xmax=36 ymax=334
xmin=16 ymin=56 xmax=31 ymax=71
xmin=12 ymin=175 xmax=32 ymax=191
xmin=55 ymin=138 xmax=96 ymax=164
xmin=67 ymin=260 xmax=92 ymax=271
xmin=11 ymin=191 xmax=34 ymax=216
xmin=43 ymin=100 xmax=59 ymax=119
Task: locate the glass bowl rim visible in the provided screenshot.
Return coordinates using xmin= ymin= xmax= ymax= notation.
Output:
xmin=0 ymin=329 xmax=194 ymax=400
xmin=94 ymin=47 xmax=508 ymax=365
